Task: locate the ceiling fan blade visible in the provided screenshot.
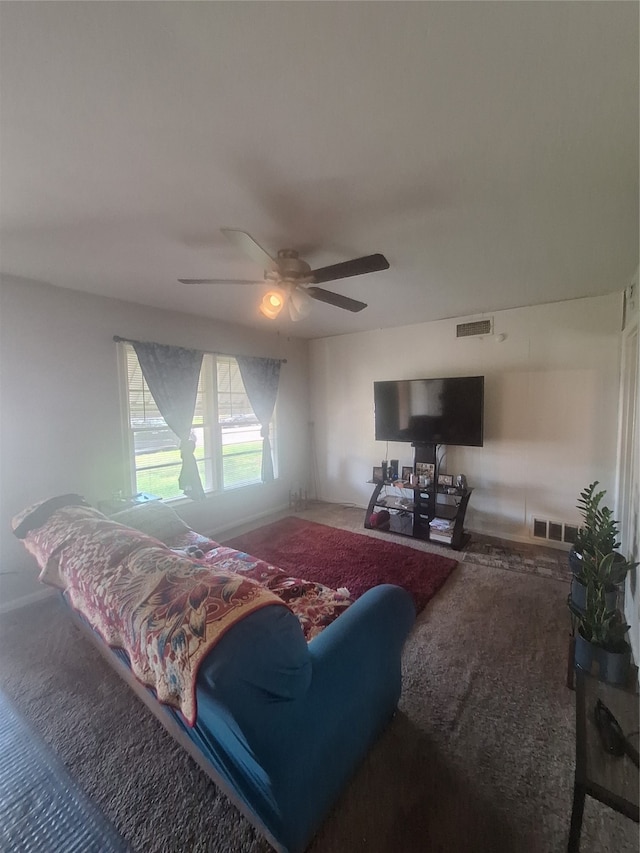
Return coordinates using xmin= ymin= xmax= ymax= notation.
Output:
xmin=310 ymin=253 xmax=389 ymax=285
xmin=221 ymin=228 xmax=278 ymax=272
xmin=178 ymin=279 xmax=261 ymax=285
xmin=306 ymin=286 xmax=368 ymax=313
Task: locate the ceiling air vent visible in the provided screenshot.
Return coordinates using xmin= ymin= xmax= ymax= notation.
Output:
xmin=456 ymin=319 xmax=493 ymax=338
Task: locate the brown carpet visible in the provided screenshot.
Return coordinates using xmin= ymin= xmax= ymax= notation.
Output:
xmin=0 ymin=504 xmax=637 ymax=853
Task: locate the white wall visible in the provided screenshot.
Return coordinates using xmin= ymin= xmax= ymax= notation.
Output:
xmin=616 ymin=268 xmax=639 ymax=666
xmin=309 ymin=294 xmax=622 ymax=545
xmin=0 ymin=277 xmax=310 ymax=608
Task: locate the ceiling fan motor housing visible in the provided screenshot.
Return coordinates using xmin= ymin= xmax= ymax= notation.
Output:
xmin=269 ymin=249 xmax=312 ymax=282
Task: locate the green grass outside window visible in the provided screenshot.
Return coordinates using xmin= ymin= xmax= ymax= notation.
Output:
xmin=136 ymin=440 xmax=263 ymax=499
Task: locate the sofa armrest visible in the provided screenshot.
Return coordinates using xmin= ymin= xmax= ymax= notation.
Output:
xmin=196 ymin=584 xmax=415 ymax=853
xmin=309 ymin=583 xmax=415 ymax=677
xmin=299 ymin=583 xmax=416 ymax=751
xmin=262 ymin=584 xmax=415 ymax=852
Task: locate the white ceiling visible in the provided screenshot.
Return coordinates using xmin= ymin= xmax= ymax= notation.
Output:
xmin=1 ymin=2 xmax=638 ymax=340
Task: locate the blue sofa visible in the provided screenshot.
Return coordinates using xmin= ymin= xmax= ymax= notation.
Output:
xmin=13 ymin=497 xmax=416 ymax=852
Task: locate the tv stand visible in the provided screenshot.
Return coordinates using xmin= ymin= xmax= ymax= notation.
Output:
xmin=364 ymin=443 xmax=472 ymax=551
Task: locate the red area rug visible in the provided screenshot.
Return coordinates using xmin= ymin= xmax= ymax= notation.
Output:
xmin=224 ymin=517 xmax=458 ymax=613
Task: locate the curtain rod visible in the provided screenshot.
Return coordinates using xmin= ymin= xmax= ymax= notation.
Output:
xmin=113 ymin=335 xmax=287 ymax=364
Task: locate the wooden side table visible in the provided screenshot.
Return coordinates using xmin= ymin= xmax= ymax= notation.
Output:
xmin=568 ymin=670 xmax=639 ymax=851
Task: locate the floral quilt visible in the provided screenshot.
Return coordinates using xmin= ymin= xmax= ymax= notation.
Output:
xmin=12 ymin=504 xmax=286 ymax=725
xmin=196 ymin=545 xmax=352 ymax=641
xmin=13 ymin=499 xmax=354 ymax=722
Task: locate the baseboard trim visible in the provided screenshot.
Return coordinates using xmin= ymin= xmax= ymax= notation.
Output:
xmin=0 ymin=587 xmax=55 ymax=615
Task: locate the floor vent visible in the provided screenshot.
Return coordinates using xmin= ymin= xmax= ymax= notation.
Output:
xmin=456 ymin=319 xmax=493 ymax=338
xmin=532 ymin=518 xmax=578 ymax=544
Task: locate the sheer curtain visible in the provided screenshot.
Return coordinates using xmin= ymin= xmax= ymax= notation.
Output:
xmin=235 ymin=356 xmax=282 ymax=482
xmin=132 ymin=340 xmax=206 ymax=501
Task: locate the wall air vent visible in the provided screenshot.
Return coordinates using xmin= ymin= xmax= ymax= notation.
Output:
xmin=548 ymin=522 xmax=563 ymax=542
xmin=456 ymin=319 xmax=493 ymax=338
xmin=533 ymin=519 xmax=548 ymax=539
xmin=531 ymin=517 xmax=579 ymax=546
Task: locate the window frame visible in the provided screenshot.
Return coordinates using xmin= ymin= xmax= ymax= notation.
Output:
xmin=119 ymin=344 xmax=276 ymax=501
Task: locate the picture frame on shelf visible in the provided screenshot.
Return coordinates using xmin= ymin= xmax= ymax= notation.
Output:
xmin=372 ymin=466 xmax=384 ymax=483
xmin=438 ymin=473 xmax=453 ymax=487
xmin=416 ymin=463 xmax=435 ymax=482
xmin=401 ymin=466 xmax=413 ymax=482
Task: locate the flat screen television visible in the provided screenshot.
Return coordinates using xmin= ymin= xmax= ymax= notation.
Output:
xmin=374 ymin=376 xmax=484 ymax=446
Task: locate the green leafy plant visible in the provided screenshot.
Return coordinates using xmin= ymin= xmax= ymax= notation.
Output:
xmin=569 ymin=579 xmax=630 ymax=652
xmin=576 ymin=548 xmax=637 ymax=591
xmin=576 ymin=481 xmax=606 ymax=530
xmin=574 ymin=481 xmax=621 ymax=558
xmin=569 ymin=483 xmax=635 ymax=679
xmin=592 ymin=506 xmax=621 ymax=554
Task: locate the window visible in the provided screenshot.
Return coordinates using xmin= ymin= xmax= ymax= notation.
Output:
xmin=216 ymin=356 xmax=267 ymax=489
xmin=123 ymin=345 xmax=274 ymax=500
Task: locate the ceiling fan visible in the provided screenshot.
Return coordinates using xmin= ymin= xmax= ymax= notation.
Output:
xmin=178 ymin=229 xmax=389 ymax=321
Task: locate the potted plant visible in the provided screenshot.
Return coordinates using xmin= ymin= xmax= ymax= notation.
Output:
xmin=567 ymin=481 xmax=637 ymax=685
xmin=569 ymin=548 xmax=636 ymax=614
xmin=570 ymin=579 xmax=632 ymax=686
xmin=570 ymin=481 xmax=622 ymax=574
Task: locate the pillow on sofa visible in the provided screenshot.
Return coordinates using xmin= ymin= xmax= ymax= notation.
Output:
xmin=110 ymin=501 xmax=189 ymax=540
xmin=110 ymin=501 xmax=214 ymax=551
xmin=12 ymin=499 xmax=152 ymax=589
xmin=11 ymin=496 xmax=105 ymax=583
xmin=12 ymin=493 xmax=92 ymax=539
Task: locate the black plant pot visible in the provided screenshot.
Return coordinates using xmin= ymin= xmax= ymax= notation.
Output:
xmin=569 ymin=547 xmax=583 ymax=575
xmin=599 ymin=642 xmax=631 ymax=686
xmin=574 ymin=630 xmax=631 ymax=686
xmin=611 ymin=550 xmax=628 ymax=574
xmin=574 ymin=631 xmax=594 ymax=673
xmin=569 ymin=547 xmax=627 ymax=581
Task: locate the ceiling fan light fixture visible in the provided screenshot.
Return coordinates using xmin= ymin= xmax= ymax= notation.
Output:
xmin=289 ymin=287 xmax=312 ymax=322
xmin=259 ymin=289 xmax=285 ymax=319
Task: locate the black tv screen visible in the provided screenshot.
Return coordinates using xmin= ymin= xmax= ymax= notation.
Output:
xmin=374 ymin=376 xmax=484 ymax=446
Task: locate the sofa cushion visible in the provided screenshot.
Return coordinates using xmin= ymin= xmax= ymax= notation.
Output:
xmin=197 ymin=604 xmax=312 ymax=702
xmin=109 ymin=501 xmax=214 ymax=550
